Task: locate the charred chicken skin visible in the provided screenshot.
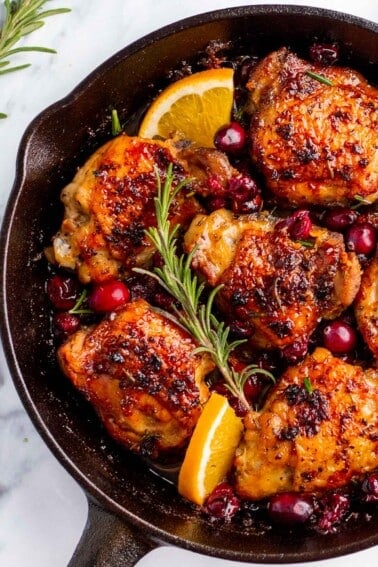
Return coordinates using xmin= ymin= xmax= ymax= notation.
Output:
xmin=355 ymin=254 xmax=378 ymax=364
xmin=247 ymin=48 xmax=378 ymax=206
xmin=235 ymin=347 xmax=378 ymax=500
xmin=184 ymin=208 xmax=361 ymax=349
xmin=58 ymin=299 xmax=214 ymax=458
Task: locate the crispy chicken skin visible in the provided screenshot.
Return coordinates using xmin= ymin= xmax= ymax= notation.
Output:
xmin=235 ymin=347 xmax=378 ymax=500
xmin=247 ymin=48 xmax=378 ymax=206
xmin=184 ymin=208 xmax=361 ymax=349
xmin=52 ymin=135 xmax=203 ymax=284
xmin=355 ymin=254 xmax=378 ymax=363
xmin=58 ymin=299 xmax=214 ymax=458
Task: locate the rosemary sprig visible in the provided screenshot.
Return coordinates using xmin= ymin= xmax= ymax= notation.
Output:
xmin=135 ymin=164 xmax=274 ymax=411
xmin=306 ymin=70 xmax=333 ymax=86
xmin=0 ymin=0 xmax=70 ymax=117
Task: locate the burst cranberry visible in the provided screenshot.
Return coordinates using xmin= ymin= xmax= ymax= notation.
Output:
xmin=314 ymin=493 xmax=350 ymax=533
xmin=207 ymin=196 xmax=229 ymax=212
xmin=267 ymin=492 xmax=314 ymax=525
xmin=228 ymin=174 xmax=258 ymax=200
xmin=361 ymin=472 xmax=378 ymax=503
xmin=204 ymin=482 xmax=240 ymax=519
xmin=322 ymin=320 xmax=357 ymax=354
xmin=229 ymin=319 xmax=254 ymax=339
xmin=277 ymin=210 xmax=312 ymax=240
xmin=206 ymin=174 xmax=225 ymax=195
xmin=309 ymin=43 xmax=339 ymax=65
xmin=289 ymin=210 xmax=312 ymax=239
xmin=211 ymin=380 xmax=229 ymax=397
xmin=214 ymin=122 xmax=246 ymax=153
xmin=47 ymin=275 xmax=80 ymax=310
xmin=53 ymin=312 xmax=80 ymax=337
xmin=153 ymin=291 xmax=178 ymax=312
xmin=232 ymin=194 xmax=262 ymax=215
xmin=346 ymin=222 xmax=376 ymax=255
xmin=89 ymin=280 xmax=130 ymax=312
xmin=323 ymin=207 xmax=358 ymax=231
xmin=151 ymin=251 xmax=164 ymax=269
xmin=282 ymin=338 xmax=309 ymax=365
xmin=243 ymin=375 xmax=265 ymax=405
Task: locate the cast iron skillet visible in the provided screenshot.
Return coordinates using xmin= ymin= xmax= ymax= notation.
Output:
xmin=1 ymin=5 xmax=378 ymax=566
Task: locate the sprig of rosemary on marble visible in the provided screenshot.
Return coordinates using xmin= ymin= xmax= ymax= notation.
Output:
xmin=0 ymin=0 xmax=70 ymax=118
xmin=135 ymin=164 xmax=274 ymax=411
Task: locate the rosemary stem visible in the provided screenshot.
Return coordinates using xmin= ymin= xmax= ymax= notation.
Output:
xmin=136 ymin=164 xmax=253 ymax=411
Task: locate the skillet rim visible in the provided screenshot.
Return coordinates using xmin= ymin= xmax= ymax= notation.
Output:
xmin=1 ymin=4 xmax=378 ymax=563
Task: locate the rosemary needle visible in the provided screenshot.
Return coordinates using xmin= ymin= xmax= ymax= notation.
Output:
xmin=305 ymin=70 xmax=334 ymax=86
xmin=135 ymin=164 xmax=274 ymax=411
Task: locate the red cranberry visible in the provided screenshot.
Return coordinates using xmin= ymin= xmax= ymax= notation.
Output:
xmin=53 ymin=312 xmax=80 ymax=337
xmin=228 ymin=174 xmax=258 ymax=200
xmin=282 ymin=338 xmax=309 ymax=365
xmin=243 ymin=375 xmax=265 ymax=405
xmin=211 ymin=380 xmax=229 ymax=397
xmin=206 ymin=174 xmax=225 ymax=195
xmin=47 ymin=275 xmax=80 ymax=310
xmin=361 ymin=472 xmax=378 ymax=503
xmin=204 ymin=482 xmax=240 ymax=519
xmin=229 ymin=396 xmax=249 ymax=417
xmin=277 ymin=210 xmax=312 ymax=240
xmin=313 ymin=493 xmax=350 ymax=533
xmin=89 ymin=280 xmax=130 ymax=312
xmin=214 ymin=122 xmax=246 ymax=153
xmin=309 ymin=43 xmax=339 ymax=65
xmin=323 ymin=207 xmax=358 ymax=231
xmin=267 ymin=492 xmax=314 ymax=525
xmin=289 ymin=210 xmax=312 ymax=240
xmin=346 ymin=222 xmax=377 ymax=255
xmin=322 ymin=320 xmax=357 ymax=354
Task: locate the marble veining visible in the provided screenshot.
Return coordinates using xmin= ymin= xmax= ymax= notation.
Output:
xmin=0 ymin=1 xmax=377 ymax=565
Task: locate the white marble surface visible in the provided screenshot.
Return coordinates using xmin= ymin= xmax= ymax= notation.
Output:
xmin=0 ymin=0 xmax=377 ymax=565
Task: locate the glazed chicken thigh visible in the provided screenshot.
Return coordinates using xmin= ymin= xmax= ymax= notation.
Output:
xmin=355 ymin=254 xmax=378 ymax=364
xmin=52 ymin=135 xmax=203 ymax=284
xmin=235 ymin=347 xmax=378 ymax=500
xmin=247 ymin=48 xmax=378 ymax=206
xmin=184 ymin=208 xmax=361 ymax=350
xmin=58 ymin=299 xmax=214 ymax=458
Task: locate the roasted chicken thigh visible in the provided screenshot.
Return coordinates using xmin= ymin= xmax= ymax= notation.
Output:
xmin=355 ymin=254 xmax=378 ymax=364
xmin=184 ymin=208 xmax=361 ymax=349
xmin=247 ymin=48 xmax=378 ymax=206
xmin=52 ymin=135 xmax=202 ymax=283
xmin=235 ymin=347 xmax=378 ymax=500
xmin=58 ymin=299 xmax=214 ymax=458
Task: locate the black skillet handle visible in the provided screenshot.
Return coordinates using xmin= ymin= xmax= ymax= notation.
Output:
xmin=68 ymin=498 xmax=158 ymax=567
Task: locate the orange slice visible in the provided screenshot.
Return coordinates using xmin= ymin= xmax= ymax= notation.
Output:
xmin=178 ymin=391 xmax=244 ymax=506
xmin=138 ymin=68 xmax=234 ymax=147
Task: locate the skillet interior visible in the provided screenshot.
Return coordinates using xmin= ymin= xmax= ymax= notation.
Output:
xmin=1 ymin=5 xmax=378 ymax=563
